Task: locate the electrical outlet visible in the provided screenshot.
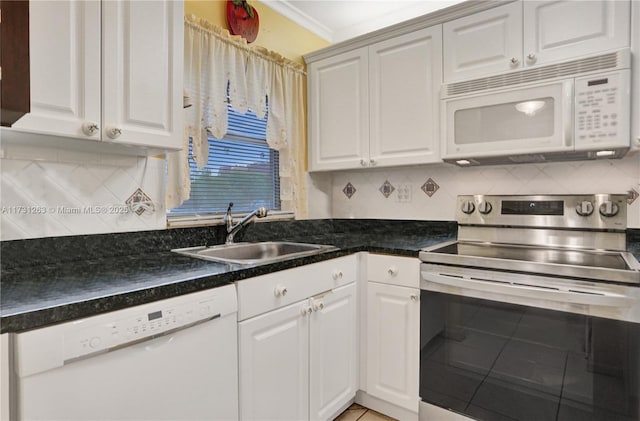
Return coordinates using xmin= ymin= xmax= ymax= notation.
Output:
xmin=397 ymin=184 xmax=412 ymax=203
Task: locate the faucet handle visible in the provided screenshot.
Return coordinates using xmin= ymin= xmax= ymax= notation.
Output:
xmin=226 ymin=202 xmax=234 ymax=213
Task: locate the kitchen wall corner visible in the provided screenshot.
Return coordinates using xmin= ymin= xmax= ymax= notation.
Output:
xmin=306 ymin=172 xmax=333 ymax=219
xmin=0 ymin=142 xmax=166 ymax=241
xmin=325 ymin=156 xmax=640 ymax=228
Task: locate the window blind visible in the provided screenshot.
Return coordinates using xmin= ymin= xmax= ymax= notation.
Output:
xmin=168 ymin=106 xmax=280 ymax=216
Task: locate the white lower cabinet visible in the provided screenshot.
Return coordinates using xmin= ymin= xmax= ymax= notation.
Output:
xmin=1 ymin=334 xmax=10 ymax=421
xmin=237 ymin=256 xmax=358 ymax=421
xmin=238 ymin=300 xmax=310 ymax=421
xmin=239 ymin=283 xmax=357 ymax=421
xmin=309 ymin=284 xmax=358 ymax=420
xmin=366 ymin=281 xmax=420 ymax=413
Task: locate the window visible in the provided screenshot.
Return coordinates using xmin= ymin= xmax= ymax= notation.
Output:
xmin=168 ymin=106 xmax=280 ymax=216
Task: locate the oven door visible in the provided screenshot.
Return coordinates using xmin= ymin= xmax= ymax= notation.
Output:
xmin=442 ymin=80 xmax=573 ymax=160
xmin=420 ymin=264 xmax=640 ymax=421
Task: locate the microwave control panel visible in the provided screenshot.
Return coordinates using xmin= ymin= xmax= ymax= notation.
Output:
xmin=574 ymin=70 xmax=630 ymax=147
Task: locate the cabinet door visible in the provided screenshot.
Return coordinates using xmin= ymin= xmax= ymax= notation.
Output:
xmin=524 ymin=0 xmax=630 ymax=67
xmin=238 ymin=300 xmax=309 ymax=421
xmin=369 ymin=26 xmax=442 ymax=167
xmin=11 ymin=0 xmax=101 ymax=139
xmin=102 ymin=0 xmax=183 ymax=149
xmin=443 ymin=1 xmax=523 ymax=82
xmin=366 ymin=282 xmax=420 ymax=412
xmin=1 ymin=334 xmax=9 ymax=421
xmin=308 ymin=48 xmax=369 ymax=171
xmin=309 ymin=283 xmax=357 ymax=421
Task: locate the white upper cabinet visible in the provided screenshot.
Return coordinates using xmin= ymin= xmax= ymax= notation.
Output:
xmin=308 ymin=48 xmax=370 ymax=171
xmin=11 ymin=1 xmax=101 ymax=139
xmin=443 ymin=2 xmax=523 ymax=83
xmin=523 ymin=0 xmax=630 ymax=66
xmin=102 ymin=0 xmax=183 ymax=149
xmin=369 ymin=27 xmax=442 ymax=167
xmin=308 ymin=26 xmax=442 ymax=171
xmin=11 ymin=0 xmax=183 ymax=151
xmin=444 ymin=0 xmax=631 ymax=82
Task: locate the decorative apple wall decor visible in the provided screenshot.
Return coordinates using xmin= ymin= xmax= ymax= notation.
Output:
xmin=226 ymin=0 xmax=260 ymax=43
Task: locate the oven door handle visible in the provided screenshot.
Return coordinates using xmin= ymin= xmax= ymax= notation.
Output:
xmin=422 ymin=272 xmax=635 ymax=308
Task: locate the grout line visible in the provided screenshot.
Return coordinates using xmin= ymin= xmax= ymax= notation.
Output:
xmin=355 ymin=409 xmax=369 ymax=420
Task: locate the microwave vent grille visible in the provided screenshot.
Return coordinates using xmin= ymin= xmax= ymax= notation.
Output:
xmin=445 ymin=51 xmax=625 ymax=96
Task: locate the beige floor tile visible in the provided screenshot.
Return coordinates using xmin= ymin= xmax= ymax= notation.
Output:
xmin=333 ymin=407 xmax=367 ymax=421
xmin=359 ymin=410 xmax=397 ymax=421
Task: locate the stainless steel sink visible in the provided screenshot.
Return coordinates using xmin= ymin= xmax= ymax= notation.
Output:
xmin=172 ymin=241 xmax=337 ymax=265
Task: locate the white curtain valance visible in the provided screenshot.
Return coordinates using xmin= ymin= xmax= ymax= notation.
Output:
xmin=166 ymin=15 xmax=307 ymax=216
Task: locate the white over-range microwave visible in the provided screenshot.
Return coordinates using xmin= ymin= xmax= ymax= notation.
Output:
xmin=441 ymin=49 xmax=631 ymax=166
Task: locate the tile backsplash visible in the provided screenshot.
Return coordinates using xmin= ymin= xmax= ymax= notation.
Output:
xmin=329 ymin=156 xmax=640 ymax=228
xmin=1 ymin=144 xmax=166 ymax=241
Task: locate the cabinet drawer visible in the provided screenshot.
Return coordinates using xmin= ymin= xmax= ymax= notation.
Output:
xmin=367 ymin=254 xmax=419 ymax=288
xmin=237 ymin=255 xmax=357 ymax=321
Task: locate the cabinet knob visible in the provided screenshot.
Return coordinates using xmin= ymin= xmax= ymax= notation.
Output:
xmin=107 ymin=127 xmax=122 ymax=139
xmin=332 ymin=270 xmax=343 ymax=280
xmin=526 ymin=53 xmax=537 ymax=63
xmin=274 ymin=284 xmax=288 ymax=297
xmin=301 ymin=306 xmax=313 ymax=316
xmin=410 ymin=294 xmax=418 ymax=302
xmin=387 ymin=266 xmax=398 ymax=277
xmin=510 ymin=57 xmax=520 ymax=66
xmin=360 ymin=159 xmax=367 ymax=167
xmin=82 ymin=122 xmax=99 ymax=136
xmin=369 ymin=159 xmax=377 ymax=166
xmin=313 ymin=301 xmax=325 ymax=312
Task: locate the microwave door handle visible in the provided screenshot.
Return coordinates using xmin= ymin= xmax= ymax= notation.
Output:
xmin=421 ymin=272 xmax=634 ymax=308
xmin=563 ymin=80 xmax=574 ymax=147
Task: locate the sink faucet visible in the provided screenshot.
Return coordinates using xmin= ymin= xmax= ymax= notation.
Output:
xmin=224 ymin=202 xmax=268 ymax=244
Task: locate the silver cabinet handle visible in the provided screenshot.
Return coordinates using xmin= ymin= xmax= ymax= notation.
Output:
xmin=82 ymin=122 xmax=99 ymax=136
xmin=526 ymin=53 xmax=536 ymax=63
xmin=410 ymin=294 xmax=418 ymax=302
xmin=510 ymin=57 xmax=520 ymax=65
xmin=107 ymin=127 xmax=122 ymax=139
xmin=360 ymin=159 xmax=367 ymax=167
xmin=313 ymin=301 xmax=324 ymax=312
xmin=332 ymin=270 xmax=343 ymax=280
xmin=387 ymin=266 xmax=398 ymax=276
xmin=301 ymin=306 xmax=313 ymax=316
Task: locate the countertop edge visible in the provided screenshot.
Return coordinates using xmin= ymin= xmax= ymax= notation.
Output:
xmin=2 ymin=245 xmax=414 ymax=334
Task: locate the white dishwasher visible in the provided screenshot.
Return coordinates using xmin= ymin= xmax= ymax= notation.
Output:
xmin=13 ymin=284 xmax=238 ymax=421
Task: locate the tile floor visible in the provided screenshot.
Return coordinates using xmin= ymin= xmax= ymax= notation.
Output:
xmin=333 ymin=403 xmax=397 ymax=421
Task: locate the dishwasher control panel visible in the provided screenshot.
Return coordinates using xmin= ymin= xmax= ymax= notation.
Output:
xmin=62 ymin=286 xmax=236 ymax=362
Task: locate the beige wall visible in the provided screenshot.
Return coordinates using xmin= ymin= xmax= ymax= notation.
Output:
xmin=184 ymin=0 xmax=329 ymax=65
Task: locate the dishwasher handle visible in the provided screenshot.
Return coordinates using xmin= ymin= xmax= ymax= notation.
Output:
xmin=422 ymin=271 xmax=635 ymax=308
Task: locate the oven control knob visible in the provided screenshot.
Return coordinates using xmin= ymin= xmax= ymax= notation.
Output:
xmin=575 ymin=201 xmax=594 ymax=216
xmin=461 ymin=201 xmax=475 ymax=214
xmin=478 ymin=201 xmax=492 ymax=215
xmin=599 ymin=201 xmax=619 ymax=217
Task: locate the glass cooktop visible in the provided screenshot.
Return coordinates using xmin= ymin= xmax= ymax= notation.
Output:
xmin=432 ymin=242 xmax=630 ymax=270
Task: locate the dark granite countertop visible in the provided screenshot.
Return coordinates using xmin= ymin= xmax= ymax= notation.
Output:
xmin=1 ymin=220 xmax=456 ymax=333
xmin=3 ymin=220 xmax=638 ymax=334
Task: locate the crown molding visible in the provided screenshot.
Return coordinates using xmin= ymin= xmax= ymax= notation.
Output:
xmin=259 ymin=0 xmax=334 ymax=42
